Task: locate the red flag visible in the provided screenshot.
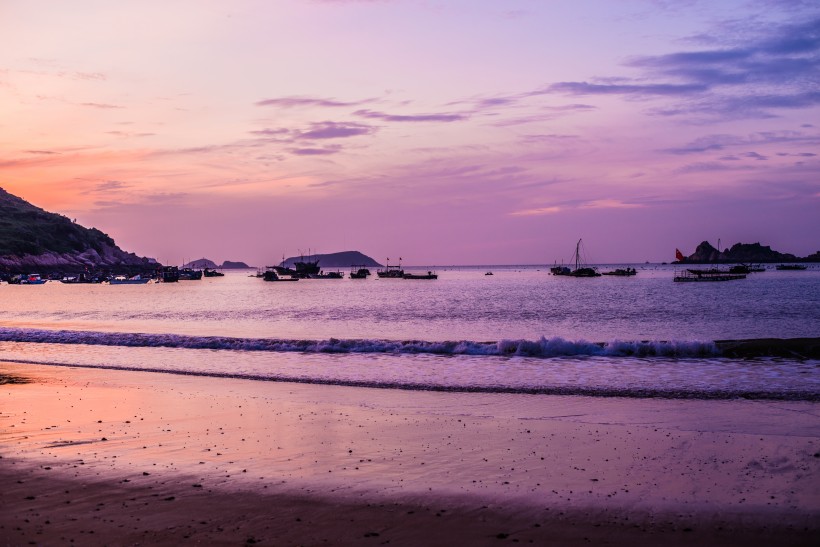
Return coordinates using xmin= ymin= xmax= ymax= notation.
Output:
xmin=675 ymin=248 xmax=685 ymax=261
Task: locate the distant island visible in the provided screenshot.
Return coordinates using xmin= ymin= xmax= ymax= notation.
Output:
xmin=677 ymin=241 xmax=820 ymax=264
xmin=0 ymin=187 xmax=157 ymax=274
xmin=183 ymin=258 xmax=253 ymax=269
xmin=278 ymin=251 xmax=381 ymax=268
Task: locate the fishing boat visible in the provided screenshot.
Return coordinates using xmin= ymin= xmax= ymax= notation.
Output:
xmin=377 ymin=258 xmax=405 ymax=278
xmin=309 ymin=270 xmax=344 ymax=279
xmin=18 ymin=274 xmax=47 ymax=285
xmin=560 ymin=239 xmax=601 ymax=277
xmin=263 ymin=268 xmax=299 ymax=282
xmin=178 ymin=268 xmax=203 ymax=280
xmin=161 ymin=266 xmax=180 ymax=283
xmin=601 ymin=267 xmax=637 ymax=276
xmin=776 ymin=264 xmax=807 ymax=271
xmin=109 ymin=275 xmax=152 ymax=285
xmin=274 ymin=253 xmax=321 ymax=278
xmin=203 ymin=268 xmax=224 ymax=277
xmin=403 ymin=270 xmax=438 ymax=280
xmin=349 ymin=265 xmax=371 ymax=279
xmin=729 ymin=263 xmax=765 ymax=274
xmin=550 ymin=264 xmax=570 ymax=276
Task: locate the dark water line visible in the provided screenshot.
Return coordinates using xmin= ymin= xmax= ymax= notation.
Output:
xmin=2 ymin=358 xmax=818 ymax=402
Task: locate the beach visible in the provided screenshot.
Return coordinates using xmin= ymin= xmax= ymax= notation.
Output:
xmin=2 ymin=362 xmax=818 ymax=546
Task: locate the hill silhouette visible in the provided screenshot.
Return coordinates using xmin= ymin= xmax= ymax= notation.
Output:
xmin=279 ymin=251 xmax=381 ymax=268
xmin=0 ymin=187 xmax=156 ymax=273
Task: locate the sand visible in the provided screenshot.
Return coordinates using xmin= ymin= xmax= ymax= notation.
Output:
xmin=1 ymin=362 xmax=818 ymax=546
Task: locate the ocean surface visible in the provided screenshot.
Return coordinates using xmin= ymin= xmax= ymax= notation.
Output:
xmin=1 ymin=265 xmax=818 ymax=400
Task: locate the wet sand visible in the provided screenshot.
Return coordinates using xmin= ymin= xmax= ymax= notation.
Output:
xmin=1 ymin=362 xmax=818 ymax=546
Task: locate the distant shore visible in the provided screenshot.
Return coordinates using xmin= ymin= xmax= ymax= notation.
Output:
xmin=1 ymin=363 xmax=818 ymax=546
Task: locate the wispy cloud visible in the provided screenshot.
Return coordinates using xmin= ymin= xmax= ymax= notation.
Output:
xmin=354 ymin=109 xmax=466 ymax=122
xmin=541 ymin=17 xmax=820 ymax=119
xmin=509 ymin=206 xmax=562 ymax=216
xmin=661 ymin=130 xmax=820 ymax=155
xmin=81 ymin=102 xmax=123 ymax=109
xmin=255 ymin=95 xmax=373 ymax=108
xmin=288 ymin=145 xmax=343 ymax=156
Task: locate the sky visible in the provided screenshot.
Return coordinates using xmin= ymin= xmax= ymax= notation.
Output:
xmin=1 ymin=0 xmax=818 ymax=266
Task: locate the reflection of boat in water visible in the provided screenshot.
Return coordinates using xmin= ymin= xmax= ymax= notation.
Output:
xmin=109 ymin=275 xmax=152 ymax=285
xmin=203 ymin=268 xmax=224 ymax=277
xmin=601 ymin=267 xmax=637 ymax=276
xmin=377 ymin=258 xmax=404 ymax=278
xmin=776 ymin=264 xmax=807 ymax=271
xmin=350 ymin=265 xmax=371 ymax=279
xmin=674 ymin=269 xmax=746 ymax=282
xmin=403 ymin=270 xmax=438 ymax=280
xmin=554 ymin=240 xmax=601 ymax=277
xmin=263 ymin=268 xmax=299 ymax=282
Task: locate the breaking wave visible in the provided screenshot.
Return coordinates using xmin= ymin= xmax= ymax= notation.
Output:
xmin=0 ymin=327 xmax=719 ymax=358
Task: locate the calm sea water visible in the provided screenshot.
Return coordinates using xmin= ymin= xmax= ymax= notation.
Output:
xmin=1 ymin=265 xmax=818 ymax=400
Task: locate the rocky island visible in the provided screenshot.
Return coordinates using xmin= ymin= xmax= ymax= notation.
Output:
xmin=0 ymin=187 xmax=157 ymax=275
xmin=279 ymin=250 xmax=381 ymax=268
xmin=677 ymin=241 xmax=819 ymax=264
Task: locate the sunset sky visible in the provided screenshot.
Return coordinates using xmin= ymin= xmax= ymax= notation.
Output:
xmin=1 ymin=0 xmax=818 ymax=265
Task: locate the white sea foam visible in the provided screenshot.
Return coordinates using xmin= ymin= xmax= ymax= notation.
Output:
xmin=0 ymin=327 xmax=718 ymax=358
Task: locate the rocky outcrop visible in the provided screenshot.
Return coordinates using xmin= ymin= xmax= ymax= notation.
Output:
xmin=0 ymin=187 xmax=158 ymax=273
xmin=184 ymin=258 xmax=218 ymax=269
xmin=680 ymin=241 xmax=809 ymax=263
xmin=221 ymin=261 xmax=251 ymax=269
xmin=281 ymin=251 xmax=382 ymax=268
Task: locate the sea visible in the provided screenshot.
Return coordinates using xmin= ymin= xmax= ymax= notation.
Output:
xmin=1 ymin=264 xmax=818 ymax=401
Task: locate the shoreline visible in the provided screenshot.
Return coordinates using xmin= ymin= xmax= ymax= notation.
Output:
xmin=2 ymin=362 xmax=819 ymax=545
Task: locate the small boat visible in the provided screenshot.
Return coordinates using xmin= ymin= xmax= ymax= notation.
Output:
xmin=263 ymin=268 xmax=298 ymax=282
xmin=403 ymin=271 xmax=438 ymax=280
xmin=109 ymin=275 xmax=152 ymax=285
xmin=601 ymin=267 xmax=637 ymax=276
xmin=161 ymin=266 xmax=180 ymax=283
xmin=309 ymin=270 xmax=344 ymax=279
xmin=485 ymin=271 xmax=493 ymax=276
xmin=552 ymin=240 xmax=601 ymax=277
xmin=178 ymin=268 xmax=203 ymax=280
xmin=203 ymin=268 xmax=224 ymax=277
xmin=674 ymin=270 xmax=746 ymax=282
xmin=18 ymin=274 xmax=47 ymax=285
xmin=776 ymin=264 xmax=807 ymax=270
xmin=729 ymin=264 xmax=765 ymax=274
xmin=350 ymin=265 xmax=371 ymax=279
xmin=377 ymin=258 xmax=404 ymax=278
xmin=274 ymin=253 xmax=321 ymax=278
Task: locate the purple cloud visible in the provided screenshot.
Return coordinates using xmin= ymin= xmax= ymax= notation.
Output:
xmin=547 ymin=82 xmax=707 ymax=96
xmin=288 ymin=145 xmax=342 ymax=156
xmin=255 ymin=95 xmax=371 ymax=108
xmin=299 ymin=121 xmax=375 ymax=139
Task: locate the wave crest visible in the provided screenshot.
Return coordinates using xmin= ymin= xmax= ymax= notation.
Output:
xmin=0 ymin=328 xmax=718 ymax=358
